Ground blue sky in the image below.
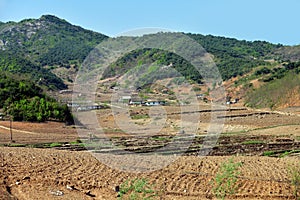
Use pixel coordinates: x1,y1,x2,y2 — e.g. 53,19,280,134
0,0,299,45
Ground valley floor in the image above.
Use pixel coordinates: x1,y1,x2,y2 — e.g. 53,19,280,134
0,106,299,199
0,147,299,200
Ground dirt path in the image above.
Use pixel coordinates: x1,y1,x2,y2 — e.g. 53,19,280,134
0,125,39,135
0,121,78,144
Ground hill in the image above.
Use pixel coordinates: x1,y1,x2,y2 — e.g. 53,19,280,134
102,34,282,82
0,15,108,66
272,45,300,62
0,51,66,90
0,15,108,86
187,34,282,79
0,14,299,110
244,62,300,109
0,15,283,83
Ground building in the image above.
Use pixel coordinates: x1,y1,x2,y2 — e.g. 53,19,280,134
129,98,143,106
144,100,166,106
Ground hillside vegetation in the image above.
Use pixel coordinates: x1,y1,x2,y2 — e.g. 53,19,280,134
0,15,108,66
187,34,282,80
103,34,282,82
0,14,299,115
0,51,66,90
272,45,300,62
0,72,72,122
245,62,300,109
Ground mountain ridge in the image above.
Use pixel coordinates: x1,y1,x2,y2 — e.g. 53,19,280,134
0,14,299,110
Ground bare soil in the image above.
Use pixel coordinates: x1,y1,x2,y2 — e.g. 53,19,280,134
0,147,299,200
0,106,299,199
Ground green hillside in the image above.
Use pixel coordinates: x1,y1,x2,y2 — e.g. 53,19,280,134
0,52,66,90
0,15,108,66
187,34,282,79
0,14,299,112
102,33,282,82
244,61,300,109
0,72,72,122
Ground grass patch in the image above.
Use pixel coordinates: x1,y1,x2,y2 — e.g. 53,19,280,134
242,140,265,145
150,136,170,141
279,150,300,158
288,162,300,200
118,178,157,200
211,158,242,200
263,151,275,156
6,143,26,147
70,139,82,145
83,142,112,149
49,142,63,148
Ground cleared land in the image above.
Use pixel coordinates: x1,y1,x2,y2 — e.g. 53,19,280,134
0,105,299,199
0,147,299,199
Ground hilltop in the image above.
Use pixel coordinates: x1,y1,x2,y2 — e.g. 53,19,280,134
0,15,107,66
0,15,108,86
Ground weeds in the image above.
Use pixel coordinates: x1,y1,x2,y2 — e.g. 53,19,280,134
131,114,150,120
242,140,265,145
280,150,300,158
70,139,82,145
263,151,275,156
211,158,242,200
118,178,157,200
49,142,63,148
288,162,300,200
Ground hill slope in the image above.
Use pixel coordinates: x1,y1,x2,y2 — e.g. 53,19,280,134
0,15,299,110
0,15,108,66
0,51,66,90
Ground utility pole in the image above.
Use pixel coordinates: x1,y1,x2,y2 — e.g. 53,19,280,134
7,104,13,143
10,116,13,142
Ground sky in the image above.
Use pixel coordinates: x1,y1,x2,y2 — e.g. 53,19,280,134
0,0,299,45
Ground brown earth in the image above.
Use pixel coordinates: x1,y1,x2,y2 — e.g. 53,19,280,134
0,106,299,199
0,121,78,144
0,147,299,200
